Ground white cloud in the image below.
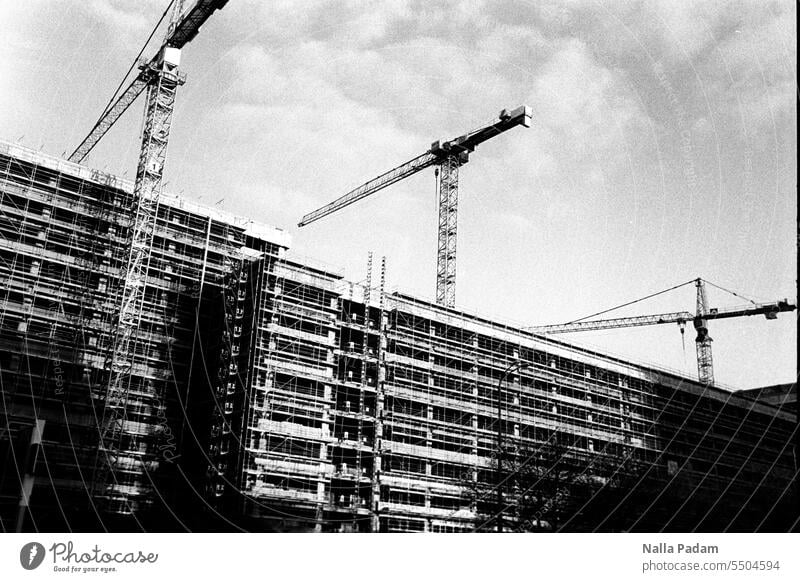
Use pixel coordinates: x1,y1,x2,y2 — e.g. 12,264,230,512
82,0,167,36
0,0,794,386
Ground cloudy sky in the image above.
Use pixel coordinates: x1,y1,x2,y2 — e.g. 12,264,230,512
1,0,796,389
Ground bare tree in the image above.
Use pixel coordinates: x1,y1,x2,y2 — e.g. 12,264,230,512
462,436,647,532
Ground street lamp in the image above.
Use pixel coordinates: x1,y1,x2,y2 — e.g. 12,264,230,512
496,360,531,532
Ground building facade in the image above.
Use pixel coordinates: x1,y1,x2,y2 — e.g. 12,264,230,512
0,141,288,530
0,142,796,532
215,260,798,532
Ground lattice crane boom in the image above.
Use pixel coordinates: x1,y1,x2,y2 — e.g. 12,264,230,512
69,79,149,164
527,280,795,386
298,105,531,308
527,300,795,334
298,153,438,227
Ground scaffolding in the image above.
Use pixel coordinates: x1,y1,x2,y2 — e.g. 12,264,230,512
0,146,124,527
1,142,796,532
0,141,292,530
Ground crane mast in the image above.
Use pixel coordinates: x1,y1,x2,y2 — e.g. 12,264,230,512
436,156,459,306
299,105,531,308
95,47,185,514
694,278,714,385
79,0,228,514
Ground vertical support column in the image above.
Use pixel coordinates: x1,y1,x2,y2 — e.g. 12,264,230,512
436,156,459,308
693,278,714,386
371,256,387,532
96,48,185,514
352,252,373,527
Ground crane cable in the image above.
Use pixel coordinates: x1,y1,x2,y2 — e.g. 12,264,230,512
97,0,178,120
702,278,759,306
680,321,686,366
562,278,697,325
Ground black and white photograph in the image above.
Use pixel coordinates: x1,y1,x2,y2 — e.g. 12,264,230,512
0,0,796,580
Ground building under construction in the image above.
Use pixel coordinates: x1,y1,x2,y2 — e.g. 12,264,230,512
1,141,797,533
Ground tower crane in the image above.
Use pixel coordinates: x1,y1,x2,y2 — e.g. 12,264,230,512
526,279,796,386
298,105,532,308
68,0,229,163
68,0,229,513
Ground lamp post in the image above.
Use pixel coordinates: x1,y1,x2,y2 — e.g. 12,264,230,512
496,361,530,532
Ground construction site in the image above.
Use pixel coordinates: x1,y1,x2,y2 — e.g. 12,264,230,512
0,1,797,533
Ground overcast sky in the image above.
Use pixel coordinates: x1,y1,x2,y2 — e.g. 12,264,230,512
1,0,796,389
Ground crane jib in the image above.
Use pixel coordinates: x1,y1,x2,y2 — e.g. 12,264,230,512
297,105,531,227
527,300,796,334
298,153,437,226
